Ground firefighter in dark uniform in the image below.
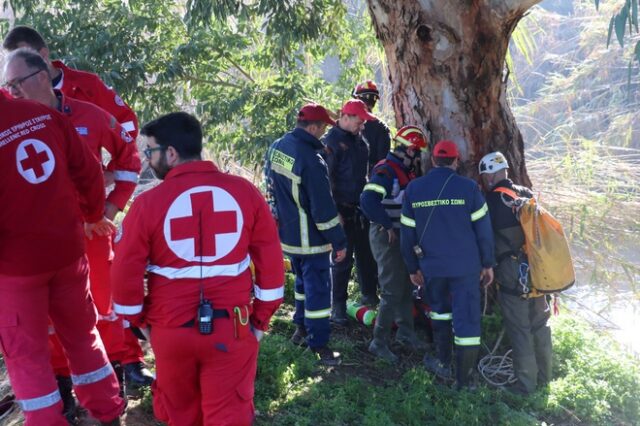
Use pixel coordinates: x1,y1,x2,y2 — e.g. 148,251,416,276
360,126,429,363
265,103,347,365
351,80,391,172
400,140,494,389
323,99,380,322
479,151,552,395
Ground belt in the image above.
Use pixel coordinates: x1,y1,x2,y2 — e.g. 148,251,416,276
180,309,229,328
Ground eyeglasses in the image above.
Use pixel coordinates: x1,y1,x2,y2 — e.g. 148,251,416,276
143,146,165,159
2,69,43,91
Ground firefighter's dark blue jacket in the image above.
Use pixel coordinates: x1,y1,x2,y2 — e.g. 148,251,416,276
322,125,369,206
265,127,346,257
400,167,495,277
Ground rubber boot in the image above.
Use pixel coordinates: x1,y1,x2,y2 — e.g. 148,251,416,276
455,347,479,391
56,375,78,425
290,324,308,346
369,325,398,363
432,321,453,366
330,302,348,326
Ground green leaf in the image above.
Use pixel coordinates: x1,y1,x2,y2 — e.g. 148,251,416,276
632,0,639,32
595,0,600,11
635,40,640,65
615,10,627,47
607,16,615,48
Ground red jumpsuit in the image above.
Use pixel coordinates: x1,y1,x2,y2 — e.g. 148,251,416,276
52,60,139,138
0,97,124,425
49,92,141,375
112,161,284,425
51,59,146,364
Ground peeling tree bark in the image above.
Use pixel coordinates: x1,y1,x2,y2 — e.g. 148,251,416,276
367,0,541,185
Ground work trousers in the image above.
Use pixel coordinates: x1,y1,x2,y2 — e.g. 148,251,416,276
151,316,258,426
498,292,552,393
50,234,132,374
291,254,332,349
0,256,124,425
331,205,379,306
369,226,415,342
425,274,482,364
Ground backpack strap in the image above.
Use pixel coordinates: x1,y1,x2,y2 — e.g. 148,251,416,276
380,159,410,187
493,187,518,199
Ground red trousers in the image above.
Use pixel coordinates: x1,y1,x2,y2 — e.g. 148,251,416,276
151,316,258,426
50,235,143,374
0,256,125,425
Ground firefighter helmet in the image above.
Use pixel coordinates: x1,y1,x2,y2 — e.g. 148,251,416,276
352,80,380,102
394,126,428,151
479,151,509,174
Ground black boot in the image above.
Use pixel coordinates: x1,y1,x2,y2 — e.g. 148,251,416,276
123,361,154,387
455,347,479,391
56,375,78,425
111,362,128,405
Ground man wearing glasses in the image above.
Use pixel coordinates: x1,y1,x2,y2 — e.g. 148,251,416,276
0,79,125,426
3,24,153,391
3,48,141,422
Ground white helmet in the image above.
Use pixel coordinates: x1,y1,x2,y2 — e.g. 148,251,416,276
479,151,509,174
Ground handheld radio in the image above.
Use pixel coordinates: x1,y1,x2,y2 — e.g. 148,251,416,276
196,210,213,335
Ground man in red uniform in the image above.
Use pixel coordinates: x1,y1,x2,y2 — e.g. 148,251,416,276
0,95,124,424
3,25,151,386
112,112,284,425
3,47,141,419
3,25,138,138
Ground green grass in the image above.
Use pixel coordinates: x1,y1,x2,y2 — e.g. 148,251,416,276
251,292,640,426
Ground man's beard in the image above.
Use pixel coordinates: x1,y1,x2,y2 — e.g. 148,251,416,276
150,155,170,180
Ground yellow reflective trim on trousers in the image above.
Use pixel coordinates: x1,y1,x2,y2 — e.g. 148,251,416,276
305,308,331,319
281,243,332,255
454,336,481,346
316,216,340,231
429,311,453,320
471,203,488,221
400,214,416,227
294,291,305,301
363,183,387,197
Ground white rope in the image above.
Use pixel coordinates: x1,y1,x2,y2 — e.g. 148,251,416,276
477,328,518,387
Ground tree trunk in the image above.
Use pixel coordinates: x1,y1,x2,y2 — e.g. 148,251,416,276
366,0,541,186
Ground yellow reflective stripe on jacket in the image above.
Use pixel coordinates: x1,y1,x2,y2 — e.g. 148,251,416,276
281,243,332,255
429,311,453,321
471,203,488,222
363,183,387,197
294,291,306,301
454,336,481,346
400,214,416,228
271,163,301,183
316,216,340,231
305,308,331,319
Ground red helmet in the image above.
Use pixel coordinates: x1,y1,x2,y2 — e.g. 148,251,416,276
394,126,428,151
352,80,380,100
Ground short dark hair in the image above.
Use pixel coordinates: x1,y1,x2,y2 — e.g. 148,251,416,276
3,26,47,51
5,47,50,76
434,156,456,167
141,112,203,160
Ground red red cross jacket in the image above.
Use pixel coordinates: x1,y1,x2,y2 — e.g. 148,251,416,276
58,91,141,210
52,60,139,139
0,97,105,275
112,161,285,331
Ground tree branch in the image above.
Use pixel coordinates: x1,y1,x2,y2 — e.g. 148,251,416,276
183,74,243,89
490,0,543,14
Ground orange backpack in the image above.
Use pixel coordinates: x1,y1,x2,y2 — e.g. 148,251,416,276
494,187,575,294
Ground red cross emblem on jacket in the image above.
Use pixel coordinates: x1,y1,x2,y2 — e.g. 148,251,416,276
164,186,244,262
